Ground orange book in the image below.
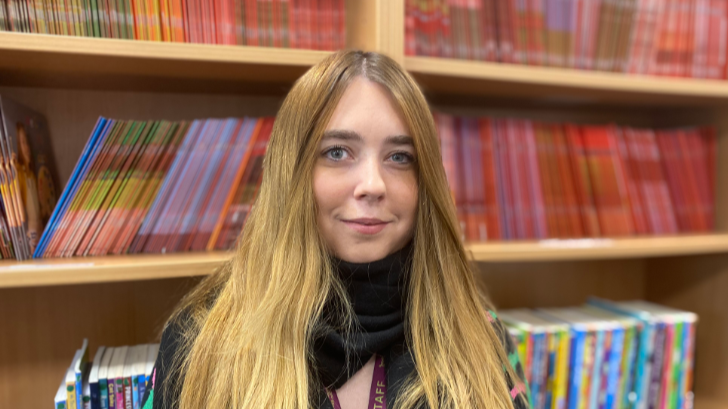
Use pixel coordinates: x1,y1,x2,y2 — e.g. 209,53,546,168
46,121,127,257
615,128,648,235
564,123,601,237
581,125,634,237
72,121,150,257
551,124,584,237
89,122,174,256
533,122,558,238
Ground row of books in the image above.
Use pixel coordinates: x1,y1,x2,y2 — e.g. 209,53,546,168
0,0,345,50
435,113,716,241
501,299,697,409
55,340,159,409
0,96,61,260
34,116,273,258
406,0,728,79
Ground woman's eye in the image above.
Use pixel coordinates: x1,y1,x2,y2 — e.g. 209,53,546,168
324,147,348,161
390,152,414,164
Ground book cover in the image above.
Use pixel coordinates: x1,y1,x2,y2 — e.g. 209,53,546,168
132,345,149,409
551,124,583,237
0,96,60,257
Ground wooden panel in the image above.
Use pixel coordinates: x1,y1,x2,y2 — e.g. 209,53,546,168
406,56,728,107
0,277,201,409
346,0,404,62
644,254,728,403
0,86,283,184
0,32,330,93
474,259,645,309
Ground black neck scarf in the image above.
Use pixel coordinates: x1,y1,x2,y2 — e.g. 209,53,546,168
313,241,413,390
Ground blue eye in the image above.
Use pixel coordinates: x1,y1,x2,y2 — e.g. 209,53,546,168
390,152,414,164
324,146,348,161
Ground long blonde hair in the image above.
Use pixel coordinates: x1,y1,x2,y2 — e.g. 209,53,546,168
168,50,521,409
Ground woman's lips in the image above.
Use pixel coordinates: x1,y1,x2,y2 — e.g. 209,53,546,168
342,219,390,235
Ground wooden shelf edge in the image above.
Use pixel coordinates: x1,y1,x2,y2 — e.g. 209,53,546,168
0,32,332,66
0,252,232,288
468,234,728,262
1,235,727,288
405,56,728,103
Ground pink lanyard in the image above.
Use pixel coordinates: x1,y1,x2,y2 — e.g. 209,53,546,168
325,354,387,409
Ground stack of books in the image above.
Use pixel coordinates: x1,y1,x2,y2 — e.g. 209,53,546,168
34,116,273,258
500,299,697,409
55,340,159,409
435,113,716,241
0,0,346,50
406,0,728,79
0,96,60,260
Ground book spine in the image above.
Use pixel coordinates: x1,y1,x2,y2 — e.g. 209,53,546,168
99,379,109,409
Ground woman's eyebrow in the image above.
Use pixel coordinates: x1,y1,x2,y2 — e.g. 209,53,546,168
385,135,414,146
322,130,363,142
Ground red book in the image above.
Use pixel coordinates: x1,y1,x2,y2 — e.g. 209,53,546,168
495,119,516,238
506,119,530,239
564,123,601,237
655,129,691,231
581,125,633,237
676,129,709,231
686,128,713,230
523,120,548,238
534,122,559,238
633,129,678,234
479,118,502,240
615,128,649,235
552,124,584,237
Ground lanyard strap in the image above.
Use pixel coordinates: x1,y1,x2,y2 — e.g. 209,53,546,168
326,354,387,409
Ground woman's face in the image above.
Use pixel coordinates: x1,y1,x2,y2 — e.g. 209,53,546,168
313,77,418,263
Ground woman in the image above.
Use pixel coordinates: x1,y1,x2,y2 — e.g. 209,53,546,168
141,50,529,409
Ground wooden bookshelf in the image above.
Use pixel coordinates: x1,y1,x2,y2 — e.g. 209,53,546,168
406,56,728,106
0,31,332,93
2,0,728,407
2,234,727,289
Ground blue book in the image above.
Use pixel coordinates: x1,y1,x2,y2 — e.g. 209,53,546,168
88,346,106,409
34,118,111,257
537,308,587,409
587,297,657,409
98,347,114,409
74,340,90,407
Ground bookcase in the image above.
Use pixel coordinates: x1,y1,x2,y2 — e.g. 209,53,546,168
0,0,727,407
